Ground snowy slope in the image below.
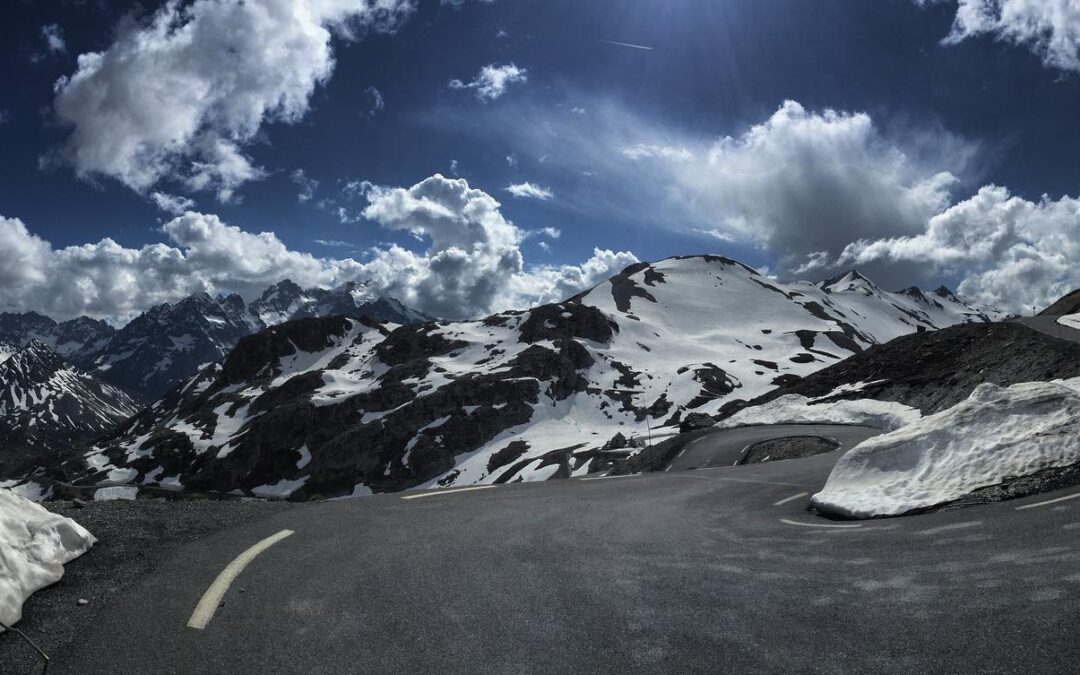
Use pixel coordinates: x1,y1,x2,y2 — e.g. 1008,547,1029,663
0,341,16,365
0,487,96,629
63,256,1001,499
811,379,1080,518
0,341,143,478
89,283,434,399
0,312,114,363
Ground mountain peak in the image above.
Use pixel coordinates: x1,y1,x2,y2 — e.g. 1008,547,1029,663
821,269,874,289
933,285,959,301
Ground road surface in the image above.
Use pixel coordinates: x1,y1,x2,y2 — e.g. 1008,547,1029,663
666,423,881,470
1015,316,1080,344
27,434,1080,674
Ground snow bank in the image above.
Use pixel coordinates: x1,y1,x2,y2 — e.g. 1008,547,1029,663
716,394,920,432
811,381,1080,518
1,488,96,629
1058,313,1080,331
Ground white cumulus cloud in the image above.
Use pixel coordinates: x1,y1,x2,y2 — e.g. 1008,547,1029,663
0,176,636,321
52,0,417,201
924,0,1080,72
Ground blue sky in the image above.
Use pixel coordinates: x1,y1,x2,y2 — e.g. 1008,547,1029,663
2,0,1080,320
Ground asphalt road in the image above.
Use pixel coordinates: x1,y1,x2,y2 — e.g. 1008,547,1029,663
27,429,1080,675
1015,316,1080,344
666,424,881,471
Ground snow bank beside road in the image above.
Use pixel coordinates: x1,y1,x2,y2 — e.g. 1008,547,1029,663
1,488,96,629
1059,313,1080,331
717,393,920,432
811,381,1080,518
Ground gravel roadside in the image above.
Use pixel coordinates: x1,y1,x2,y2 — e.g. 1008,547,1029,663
1,498,293,674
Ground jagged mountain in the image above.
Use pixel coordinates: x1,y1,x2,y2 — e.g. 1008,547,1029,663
0,341,142,478
87,283,434,399
252,279,435,326
64,255,1003,500
0,311,115,362
90,293,260,400
0,340,16,365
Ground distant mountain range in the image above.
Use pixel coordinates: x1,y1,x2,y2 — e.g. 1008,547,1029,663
55,256,1007,500
0,281,434,399
0,340,141,477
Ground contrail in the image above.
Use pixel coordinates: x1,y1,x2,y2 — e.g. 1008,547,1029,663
599,39,654,51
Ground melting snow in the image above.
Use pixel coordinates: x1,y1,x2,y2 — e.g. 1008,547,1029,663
812,379,1080,518
1,488,96,629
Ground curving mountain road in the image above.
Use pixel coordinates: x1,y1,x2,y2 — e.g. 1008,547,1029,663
666,423,881,471
26,435,1080,674
1015,316,1080,344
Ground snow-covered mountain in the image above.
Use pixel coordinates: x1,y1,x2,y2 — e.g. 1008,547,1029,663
0,312,115,362
64,256,1002,499
89,292,260,400
0,340,16,365
86,283,434,399
251,279,435,326
0,341,142,478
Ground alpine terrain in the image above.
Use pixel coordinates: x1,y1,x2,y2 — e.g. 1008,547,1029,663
56,256,1004,499
0,341,142,479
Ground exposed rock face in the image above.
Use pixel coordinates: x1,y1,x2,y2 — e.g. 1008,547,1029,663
0,312,114,362
82,282,434,399
0,341,142,478
1039,289,1080,317
59,256,1006,499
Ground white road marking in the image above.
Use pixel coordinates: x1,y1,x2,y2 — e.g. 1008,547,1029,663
580,474,636,481
773,491,809,507
676,447,688,459
1015,491,1080,510
915,520,982,536
689,473,805,488
400,485,496,500
779,518,863,529
187,529,294,631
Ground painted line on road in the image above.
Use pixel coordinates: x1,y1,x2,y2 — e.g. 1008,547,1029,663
773,492,809,507
401,485,496,500
690,473,806,488
187,529,294,631
914,520,982,536
779,518,863,530
580,474,636,481
1015,491,1080,511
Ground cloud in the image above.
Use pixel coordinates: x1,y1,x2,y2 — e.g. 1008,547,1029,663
0,211,357,321
923,0,1080,72
505,182,554,200
314,239,352,248
448,63,527,102
42,24,66,53
52,0,417,201
150,191,196,215
291,169,319,203
621,143,693,161
837,185,1080,313
0,176,637,322
364,86,385,116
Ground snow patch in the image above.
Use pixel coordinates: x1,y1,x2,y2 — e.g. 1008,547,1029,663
717,394,920,432
94,486,139,501
812,380,1080,518
1,488,96,629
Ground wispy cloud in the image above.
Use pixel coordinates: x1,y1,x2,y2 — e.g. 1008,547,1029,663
505,182,554,200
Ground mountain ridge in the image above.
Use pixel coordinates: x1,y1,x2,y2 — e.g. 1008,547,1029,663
58,255,1006,499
